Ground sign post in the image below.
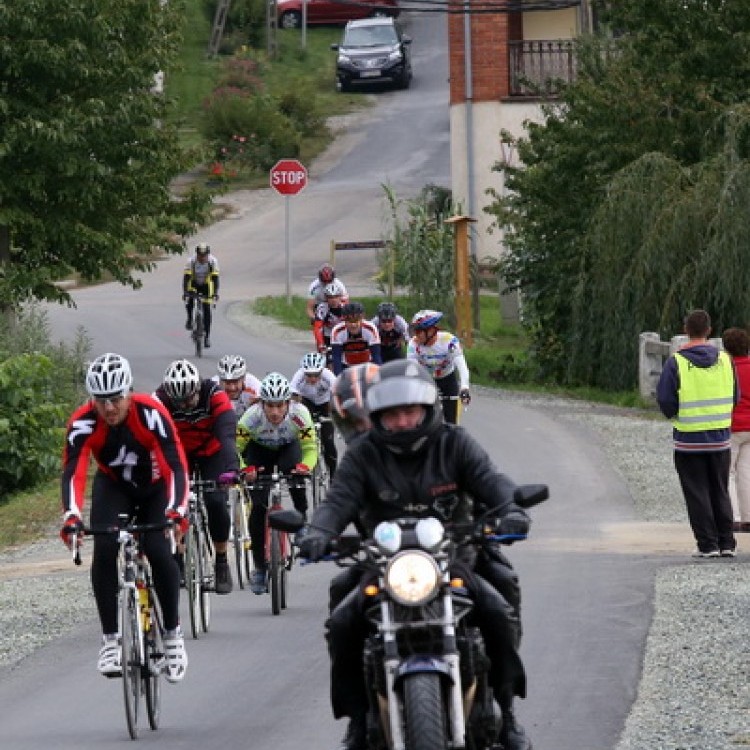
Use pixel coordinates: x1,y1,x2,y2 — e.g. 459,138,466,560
269,159,308,303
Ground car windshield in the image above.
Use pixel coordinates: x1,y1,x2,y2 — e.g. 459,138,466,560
344,26,398,47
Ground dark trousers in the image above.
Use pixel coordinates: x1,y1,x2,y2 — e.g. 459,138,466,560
436,371,460,424
325,565,525,720
303,399,338,479
190,452,231,544
674,449,735,553
90,473,181,633
243,441,307,568
185,282,212,335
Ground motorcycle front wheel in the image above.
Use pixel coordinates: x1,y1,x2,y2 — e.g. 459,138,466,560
403,672,448,750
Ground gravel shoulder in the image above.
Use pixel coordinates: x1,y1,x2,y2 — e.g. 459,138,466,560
1,307,746,749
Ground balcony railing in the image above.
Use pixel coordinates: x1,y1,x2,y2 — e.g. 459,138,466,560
508,39,577,98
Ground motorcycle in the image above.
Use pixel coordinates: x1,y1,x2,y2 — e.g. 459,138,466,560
269,483,548,750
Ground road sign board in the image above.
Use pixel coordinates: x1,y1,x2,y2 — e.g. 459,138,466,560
270,159,308,196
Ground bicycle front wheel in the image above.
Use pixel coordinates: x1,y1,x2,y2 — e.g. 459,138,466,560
230,489,248,589
311,462,328,509
193,311,204,358
120,587,142,739
198,526,213,633
184,525,203,639
269,528,283,616
144,589,164,731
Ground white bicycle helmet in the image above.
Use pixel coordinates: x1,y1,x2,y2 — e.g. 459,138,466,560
323,280,345,298
218,354,247,380
260,372,291,402
85,353,133,398
196,242,210,256
301,352,326,374
163,359,201,401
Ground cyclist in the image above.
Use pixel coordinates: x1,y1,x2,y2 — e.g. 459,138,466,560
236,372,318,595
298,360,532,750
407,309,470,425
213,354,262,418
60,353,189,682
306,262,349,322
154,359,238,594
290,352,338,479
370,301,408,363
330,301,382,376
330,362,381,446
183,242,219,349
312,280,347,359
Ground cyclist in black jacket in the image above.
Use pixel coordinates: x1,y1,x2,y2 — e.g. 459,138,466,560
299,359,532,750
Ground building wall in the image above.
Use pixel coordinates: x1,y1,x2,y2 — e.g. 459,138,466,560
523,7,580,39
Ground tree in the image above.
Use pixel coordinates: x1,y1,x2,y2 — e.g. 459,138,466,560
485,0,750,388
0,0,213,309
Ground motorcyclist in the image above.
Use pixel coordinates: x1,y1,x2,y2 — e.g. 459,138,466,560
299,359,532,750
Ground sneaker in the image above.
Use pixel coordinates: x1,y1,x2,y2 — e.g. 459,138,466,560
721,548,737,558
250,568,267,595
339,713,367,750
215,557,233,594
692,549,720,558
499,709,532,750
97,635,122,678
163,630,188,683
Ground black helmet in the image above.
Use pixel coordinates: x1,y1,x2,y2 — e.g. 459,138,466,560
342,301,364,320
366,360,443,455
331,363,380,444
377,302,397,321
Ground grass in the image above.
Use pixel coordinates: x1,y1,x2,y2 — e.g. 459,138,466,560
0,480,60,549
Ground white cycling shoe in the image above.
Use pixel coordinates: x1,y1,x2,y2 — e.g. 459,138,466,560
163,631,188,683
97,635,122,678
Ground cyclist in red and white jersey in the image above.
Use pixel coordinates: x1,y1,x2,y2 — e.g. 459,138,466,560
330,302,382,376
212,354,261,418
60,353,189,682
305,262,349,321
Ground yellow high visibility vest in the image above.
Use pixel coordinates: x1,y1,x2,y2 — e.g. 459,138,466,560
672,350,734,432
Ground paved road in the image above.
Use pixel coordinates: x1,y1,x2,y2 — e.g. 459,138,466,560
14,12,657,750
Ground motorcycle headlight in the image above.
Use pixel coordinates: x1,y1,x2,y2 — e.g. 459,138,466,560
384,550,440,606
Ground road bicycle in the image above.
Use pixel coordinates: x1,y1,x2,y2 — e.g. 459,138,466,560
73,516,173,740
184,477,215,638
185,290,214,358
245,468,307,615
310,414,331,509
226,481,252,589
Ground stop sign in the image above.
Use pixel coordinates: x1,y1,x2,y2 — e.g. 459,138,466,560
270,159,308,196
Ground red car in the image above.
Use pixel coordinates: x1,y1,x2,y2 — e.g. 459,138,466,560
277,0,400,29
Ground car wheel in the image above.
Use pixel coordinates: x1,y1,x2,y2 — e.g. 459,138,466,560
338,79,351,93
279,11,302,28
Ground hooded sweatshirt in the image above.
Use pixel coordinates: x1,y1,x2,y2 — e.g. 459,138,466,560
656,343,738,451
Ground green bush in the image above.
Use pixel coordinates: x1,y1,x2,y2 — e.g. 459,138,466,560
276,87,326,136
201,89,301,171
0,306,91,498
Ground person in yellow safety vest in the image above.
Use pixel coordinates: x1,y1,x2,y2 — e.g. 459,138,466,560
656,309,739,558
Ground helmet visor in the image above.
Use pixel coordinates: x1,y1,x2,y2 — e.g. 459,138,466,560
367,377,437,413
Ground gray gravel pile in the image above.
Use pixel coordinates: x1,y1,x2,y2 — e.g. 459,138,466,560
1,311,747,749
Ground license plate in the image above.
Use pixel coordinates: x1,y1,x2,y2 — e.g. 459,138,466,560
360,70,381,78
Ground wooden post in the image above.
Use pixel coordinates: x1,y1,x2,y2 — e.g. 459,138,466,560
445,215,476,348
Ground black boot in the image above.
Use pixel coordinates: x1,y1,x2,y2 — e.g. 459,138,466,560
339,713,366,750
499,704,532,750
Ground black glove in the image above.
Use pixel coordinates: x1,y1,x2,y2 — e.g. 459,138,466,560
297,529,332,562
498,509,530,537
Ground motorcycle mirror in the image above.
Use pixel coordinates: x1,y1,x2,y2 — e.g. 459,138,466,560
513,484,549,509
268,509,306,532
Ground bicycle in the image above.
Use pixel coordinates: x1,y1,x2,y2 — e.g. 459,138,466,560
184,477,215,638
244,468,307,615
226,481,252,589
73,515,173,740
185,290,214,358
310,415,331,509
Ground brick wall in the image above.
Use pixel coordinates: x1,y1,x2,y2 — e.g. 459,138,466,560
448,7,520,104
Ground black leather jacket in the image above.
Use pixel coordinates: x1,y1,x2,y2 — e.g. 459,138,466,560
313,424,525,549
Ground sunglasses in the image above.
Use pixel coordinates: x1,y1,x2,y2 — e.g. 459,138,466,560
94,394,127,406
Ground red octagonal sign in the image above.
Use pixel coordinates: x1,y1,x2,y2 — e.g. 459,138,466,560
270,159,308,196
